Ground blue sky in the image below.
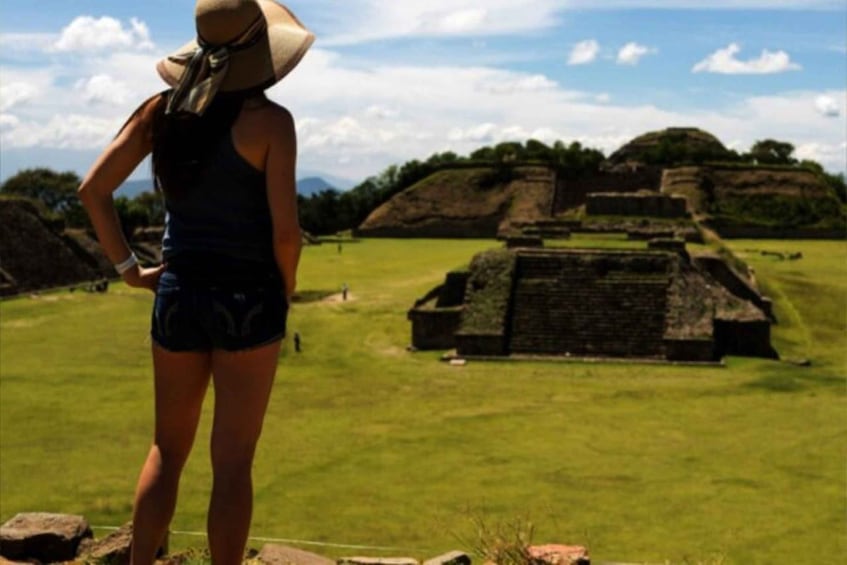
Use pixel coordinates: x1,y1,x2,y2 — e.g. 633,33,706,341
1,0,845,186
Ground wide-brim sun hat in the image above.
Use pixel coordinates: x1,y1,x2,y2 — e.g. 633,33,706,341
157,0,314,115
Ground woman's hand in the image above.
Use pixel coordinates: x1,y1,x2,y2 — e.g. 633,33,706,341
123,264,167,293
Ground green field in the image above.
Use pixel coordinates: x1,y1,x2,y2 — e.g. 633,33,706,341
1,236,845,564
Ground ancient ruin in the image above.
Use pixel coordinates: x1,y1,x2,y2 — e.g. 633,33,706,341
585,191,688,219
408,241,776,362
357,127,844,240
0,198,112,296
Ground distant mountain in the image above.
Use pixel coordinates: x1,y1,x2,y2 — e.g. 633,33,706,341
297,170,357,191
297,176,336,195
116,179,155,199
116,172,356,200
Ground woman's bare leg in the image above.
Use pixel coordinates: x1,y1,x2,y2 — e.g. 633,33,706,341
131,344,211,565
207,340,281,565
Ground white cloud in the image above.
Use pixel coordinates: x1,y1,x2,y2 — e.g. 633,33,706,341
320,0,561,44
264,47,847,179
448,123,497,143
274,47,847,178
0,82,38,112
617,42,655,65
0,114,21,131
795,141,847,166
427,9,488,34
129,18,155,49
301,116,398,150
75,74,131,105
3,13,845,185
364,105,399,119
482,74,558,94
568,40,600,65
0,33,56,53
0,51,163,158
815,95,840,117
564,0,842,8
692,43,801,74
314,0,843,47
710,90,847,171
1,113,122,149
52,16,155,52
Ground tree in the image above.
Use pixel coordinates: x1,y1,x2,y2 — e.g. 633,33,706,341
133,191,166,225
493,142,522,163
524,139,552,162
748,139,797,165
826,172,847,203
470,146,496,161
802,162,847,203
113,196,149,239
1,168,82,216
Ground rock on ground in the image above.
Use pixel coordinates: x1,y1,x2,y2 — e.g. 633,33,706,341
256,543,335,565
0,512,92,563
78,522,165,565
337,558,419,565
422,550,471,565
527,544,589,565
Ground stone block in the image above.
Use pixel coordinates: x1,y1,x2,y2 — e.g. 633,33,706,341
0,512,92,563
422,550,471,565
506,236,543,249
337,558,419,565
79,522,133,565
258,543,335,565
527,544,589,565
77,522,167,565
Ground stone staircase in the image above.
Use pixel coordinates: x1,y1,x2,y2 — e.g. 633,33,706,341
508,251,671,357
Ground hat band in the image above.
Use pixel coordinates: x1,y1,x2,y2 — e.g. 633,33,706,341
165,14,268,116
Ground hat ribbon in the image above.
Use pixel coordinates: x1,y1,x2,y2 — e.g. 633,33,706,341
165,15,268,116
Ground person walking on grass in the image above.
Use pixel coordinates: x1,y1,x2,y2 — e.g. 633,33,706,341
77,1,314,563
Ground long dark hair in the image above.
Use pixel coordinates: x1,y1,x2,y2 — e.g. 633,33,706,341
151,89,249,197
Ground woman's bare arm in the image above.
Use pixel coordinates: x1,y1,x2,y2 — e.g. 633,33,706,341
264,105,301,302
78,95,165,291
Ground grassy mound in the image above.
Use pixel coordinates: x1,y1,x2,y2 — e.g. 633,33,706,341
662,165,846,232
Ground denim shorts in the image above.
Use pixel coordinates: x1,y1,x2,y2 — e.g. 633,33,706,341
151,257,288,352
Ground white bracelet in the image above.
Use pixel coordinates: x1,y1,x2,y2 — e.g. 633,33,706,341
114,253,138,275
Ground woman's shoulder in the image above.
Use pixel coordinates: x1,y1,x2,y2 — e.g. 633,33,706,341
237,97,295,150
242,96,294,129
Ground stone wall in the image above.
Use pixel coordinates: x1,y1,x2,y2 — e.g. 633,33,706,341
454,333,507,356
0,199,102,295
553,168,663,213
354,216,505,239
664,338,715,362
586,192,688,218
455,250,517,356
692,254,772,319
407,246,775,362
408,307,464,350
713,319,778,359
357,167,555,239
702,224,846,240
408,271,470,350
508,250,672,358
436,271,470,307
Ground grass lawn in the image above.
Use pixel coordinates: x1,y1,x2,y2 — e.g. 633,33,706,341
1,236,844,564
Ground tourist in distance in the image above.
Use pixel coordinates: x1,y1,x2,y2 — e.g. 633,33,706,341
77,1,313,563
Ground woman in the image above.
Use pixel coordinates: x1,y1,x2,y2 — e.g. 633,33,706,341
77,1,314,563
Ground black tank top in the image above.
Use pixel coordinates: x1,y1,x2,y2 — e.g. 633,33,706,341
161,132,275,267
